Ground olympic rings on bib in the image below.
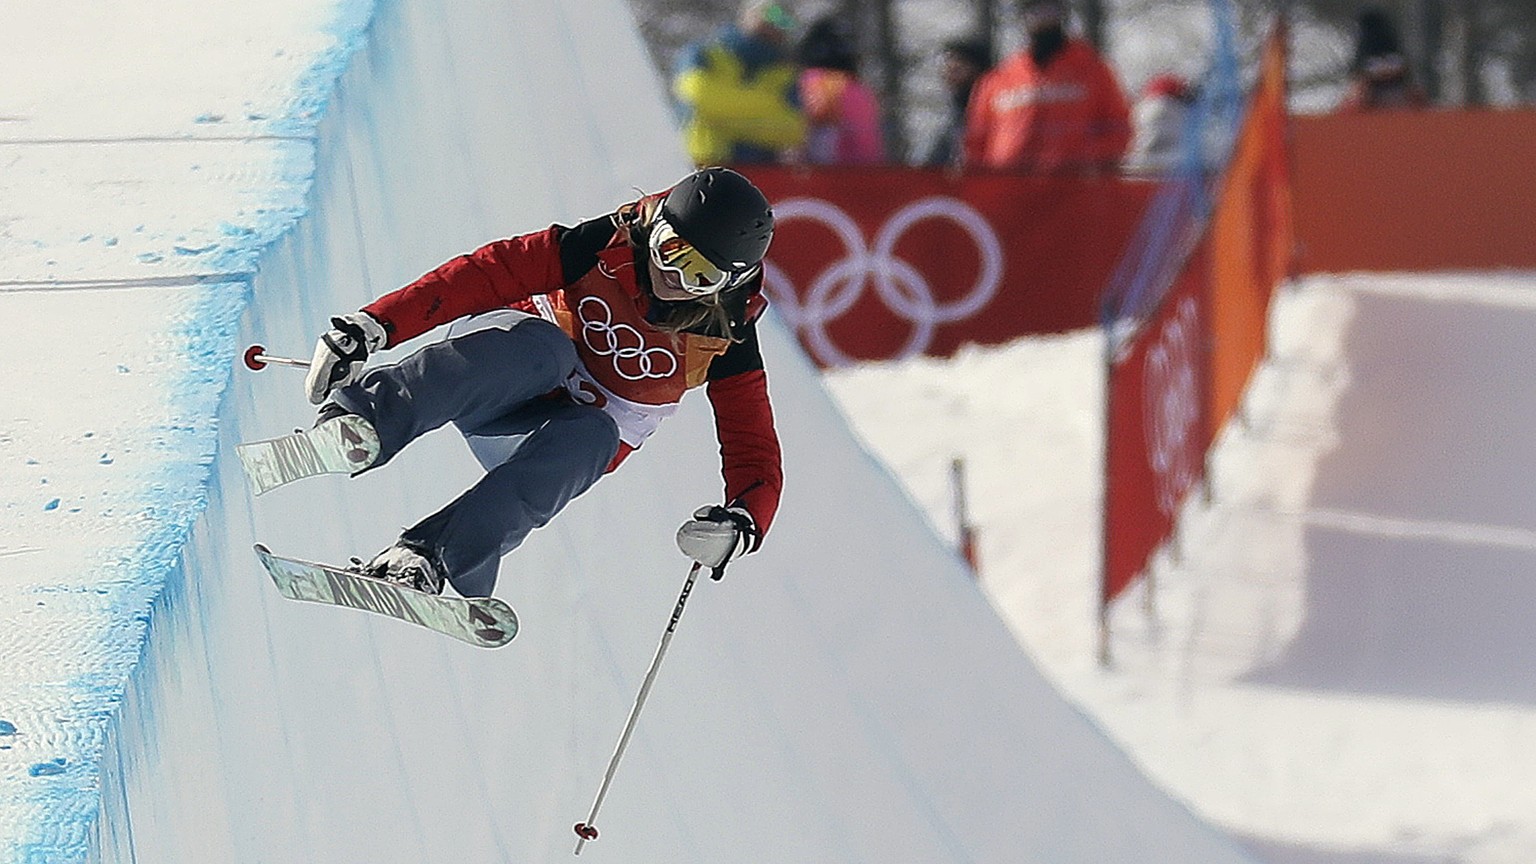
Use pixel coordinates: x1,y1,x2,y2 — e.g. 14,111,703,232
577,296,678,381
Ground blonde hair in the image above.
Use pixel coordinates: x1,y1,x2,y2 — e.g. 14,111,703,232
620,197,742,341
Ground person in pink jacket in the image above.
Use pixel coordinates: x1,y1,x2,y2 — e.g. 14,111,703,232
795,16,886,165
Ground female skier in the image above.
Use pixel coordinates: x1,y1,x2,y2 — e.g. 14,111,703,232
300,167,783,598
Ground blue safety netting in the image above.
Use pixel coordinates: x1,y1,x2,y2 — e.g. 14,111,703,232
1101,0,1248,352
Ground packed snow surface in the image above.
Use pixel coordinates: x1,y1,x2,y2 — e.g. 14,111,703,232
0,0,1263,861
828,272,1536,864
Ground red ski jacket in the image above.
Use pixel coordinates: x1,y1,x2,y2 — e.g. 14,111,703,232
963,39,1131,173
360,195,783,538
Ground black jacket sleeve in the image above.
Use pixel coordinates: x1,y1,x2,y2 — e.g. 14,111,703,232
707,319,766,381
554,215,620,285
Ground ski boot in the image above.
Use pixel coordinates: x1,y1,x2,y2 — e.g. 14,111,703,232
353,541,447,596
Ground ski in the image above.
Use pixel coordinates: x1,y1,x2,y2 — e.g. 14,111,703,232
236,414,380,495
253,544,517,648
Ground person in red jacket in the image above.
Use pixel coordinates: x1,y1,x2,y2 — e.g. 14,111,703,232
300,167,783,598
962,0,1130,173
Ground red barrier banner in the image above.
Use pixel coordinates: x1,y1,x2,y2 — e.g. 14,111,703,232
744,167,1157,366
1294,109,1536,273
1102,241,1211,608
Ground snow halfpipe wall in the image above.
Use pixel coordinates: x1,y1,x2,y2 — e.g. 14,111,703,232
1,0,1260,861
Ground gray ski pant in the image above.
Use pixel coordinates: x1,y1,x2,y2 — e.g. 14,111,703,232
329,312,620,597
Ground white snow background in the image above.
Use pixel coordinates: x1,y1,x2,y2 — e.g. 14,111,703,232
5,0,1528,861
0,0,1266,862
830,272,1536,864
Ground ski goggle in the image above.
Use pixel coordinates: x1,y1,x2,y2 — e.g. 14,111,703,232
647,217,758,296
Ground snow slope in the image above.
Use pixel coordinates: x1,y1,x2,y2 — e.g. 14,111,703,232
0,0,1260,861
829,273,1536,864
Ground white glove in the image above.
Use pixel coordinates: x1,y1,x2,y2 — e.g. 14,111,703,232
304,311,387,405
676,504,758,577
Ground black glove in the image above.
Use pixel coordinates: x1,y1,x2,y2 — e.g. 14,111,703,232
304,311,387,405
675,504,758,578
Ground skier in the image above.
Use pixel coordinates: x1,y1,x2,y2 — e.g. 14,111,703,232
297,167,783,598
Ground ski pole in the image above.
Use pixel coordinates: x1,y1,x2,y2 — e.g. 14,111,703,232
573,561,706,855
242,344,308,371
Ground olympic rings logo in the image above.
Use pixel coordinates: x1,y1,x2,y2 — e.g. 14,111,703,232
762,196,1005,367
1143,296,1201,516
576,296,678,381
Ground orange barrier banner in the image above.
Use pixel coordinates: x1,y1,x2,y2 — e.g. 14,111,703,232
743,166,1156,366
1207,24,1291,437
1293,109,1536,273
1100,23,1292,615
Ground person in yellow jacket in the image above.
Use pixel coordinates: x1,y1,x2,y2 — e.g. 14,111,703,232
673,1,807,165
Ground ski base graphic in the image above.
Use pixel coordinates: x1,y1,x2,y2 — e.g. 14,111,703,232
236,415,380,495
253,544,517,648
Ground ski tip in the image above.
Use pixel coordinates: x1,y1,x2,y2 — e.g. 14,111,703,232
473,600,519,647
253,543,271,555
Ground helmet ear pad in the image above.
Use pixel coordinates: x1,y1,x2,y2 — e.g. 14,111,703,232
660,167,774,273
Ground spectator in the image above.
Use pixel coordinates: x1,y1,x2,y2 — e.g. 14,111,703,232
922,37,993,167
962,0,1131,173
1123,73,1194,175
673,1,808,166
1338,6,1427,111
796,15,886,165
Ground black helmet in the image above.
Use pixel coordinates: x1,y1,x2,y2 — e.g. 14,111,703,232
659,167,774,273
